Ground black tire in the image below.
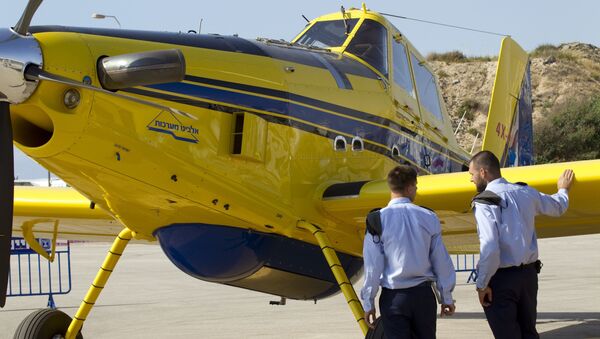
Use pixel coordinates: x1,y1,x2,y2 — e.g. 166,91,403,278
13,308,83,339
365,317,385,339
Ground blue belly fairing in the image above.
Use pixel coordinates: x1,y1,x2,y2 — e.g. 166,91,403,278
154,224,363,300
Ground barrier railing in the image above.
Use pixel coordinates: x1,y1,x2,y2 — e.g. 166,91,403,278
453,254,478,283
7,237,72,308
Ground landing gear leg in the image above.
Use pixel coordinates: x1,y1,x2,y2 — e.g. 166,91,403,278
297,221,368,336
64,228,132,339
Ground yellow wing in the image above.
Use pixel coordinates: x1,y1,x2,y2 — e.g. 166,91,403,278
320,160,600,254
13,186,122,241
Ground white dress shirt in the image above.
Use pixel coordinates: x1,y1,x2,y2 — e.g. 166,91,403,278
360,197,456,311
474,178,569,289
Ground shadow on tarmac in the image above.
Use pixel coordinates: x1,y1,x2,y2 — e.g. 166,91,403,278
1,302,158,313
447,312,600,338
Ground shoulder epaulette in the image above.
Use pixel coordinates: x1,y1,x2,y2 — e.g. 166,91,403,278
418,205,434,213
514,181,528,186
471,190,502,208
365,209,382,237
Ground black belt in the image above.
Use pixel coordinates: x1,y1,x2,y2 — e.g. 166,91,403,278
382,281,432,291
498,262,536,271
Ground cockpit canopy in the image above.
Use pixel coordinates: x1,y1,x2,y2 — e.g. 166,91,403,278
293,8,447,132
296,18,388,77
295,19,359,48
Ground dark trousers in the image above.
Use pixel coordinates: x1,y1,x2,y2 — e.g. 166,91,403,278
379,283,437,339
484,264,539,339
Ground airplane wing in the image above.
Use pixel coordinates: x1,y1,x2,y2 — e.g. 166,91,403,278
13,186,123,241
320,160,600,254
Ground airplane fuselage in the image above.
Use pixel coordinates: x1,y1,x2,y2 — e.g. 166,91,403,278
12,9,470,299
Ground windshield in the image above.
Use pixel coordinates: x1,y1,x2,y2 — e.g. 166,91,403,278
296,19,359,48
345,19,388,77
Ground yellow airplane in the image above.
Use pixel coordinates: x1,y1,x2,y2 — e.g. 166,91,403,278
1,2,599,338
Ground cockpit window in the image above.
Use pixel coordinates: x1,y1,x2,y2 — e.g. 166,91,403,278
411,53,443,121
346,19,389,77
392,40,415,98
296,19,359,48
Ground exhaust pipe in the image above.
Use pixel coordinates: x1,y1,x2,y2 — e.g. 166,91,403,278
97,49,186,90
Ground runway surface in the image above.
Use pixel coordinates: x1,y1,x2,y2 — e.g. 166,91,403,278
1,234,599,338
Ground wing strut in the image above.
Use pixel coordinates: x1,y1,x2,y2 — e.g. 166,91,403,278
297,221,369,335
64,228,132,339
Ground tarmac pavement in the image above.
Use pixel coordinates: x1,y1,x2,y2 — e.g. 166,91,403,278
1,234,599,338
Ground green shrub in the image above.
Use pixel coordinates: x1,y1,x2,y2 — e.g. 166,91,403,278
437,69,449,78
427,50,495,63
534,96,600,163
530,43,578,63
530,44,559,58
457,99,479,121
427,51,467,63
466,55,497,62
467,127,480,136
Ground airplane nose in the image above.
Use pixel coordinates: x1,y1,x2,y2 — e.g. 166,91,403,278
0,28,42,104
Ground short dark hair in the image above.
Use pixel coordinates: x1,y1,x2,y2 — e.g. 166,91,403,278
387,165,417,193
470,151,501,176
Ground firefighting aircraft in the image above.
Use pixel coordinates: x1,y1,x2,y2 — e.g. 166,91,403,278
2,1,600,338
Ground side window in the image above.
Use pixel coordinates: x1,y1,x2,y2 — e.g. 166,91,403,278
346,19,388,77
410,53,443,121
392,40,415,98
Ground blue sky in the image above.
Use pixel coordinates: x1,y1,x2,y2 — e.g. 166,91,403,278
3,0,599,178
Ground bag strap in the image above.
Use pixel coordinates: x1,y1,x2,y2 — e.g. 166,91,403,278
471,190,502,208
365,210,382,237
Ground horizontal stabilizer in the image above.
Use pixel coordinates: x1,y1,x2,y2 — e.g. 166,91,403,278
482,37,533,166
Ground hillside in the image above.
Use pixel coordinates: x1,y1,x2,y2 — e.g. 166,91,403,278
430,43,600,152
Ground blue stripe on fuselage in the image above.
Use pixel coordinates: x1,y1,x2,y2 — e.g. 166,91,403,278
147,82,463,170
182,75,472,165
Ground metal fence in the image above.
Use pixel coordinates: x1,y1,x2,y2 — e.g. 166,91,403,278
7,237,72,308
453,254,478,283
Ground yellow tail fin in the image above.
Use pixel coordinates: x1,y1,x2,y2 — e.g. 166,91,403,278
481,37,533,166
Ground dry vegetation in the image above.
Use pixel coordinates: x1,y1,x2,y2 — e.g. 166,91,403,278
431,42,600,157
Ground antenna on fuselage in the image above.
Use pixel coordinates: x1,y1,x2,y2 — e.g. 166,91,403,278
340,6,349,34
301,14,310,23
199,18,203,34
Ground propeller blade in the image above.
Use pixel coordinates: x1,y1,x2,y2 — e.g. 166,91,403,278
0,101,14,308
14,0,44,36
25,67,197,120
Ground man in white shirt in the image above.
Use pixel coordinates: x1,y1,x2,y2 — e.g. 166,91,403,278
361,165,456,339
468,151,574,339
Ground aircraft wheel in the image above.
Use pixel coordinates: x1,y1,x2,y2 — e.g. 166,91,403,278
13,308,83,339
365,317,385,339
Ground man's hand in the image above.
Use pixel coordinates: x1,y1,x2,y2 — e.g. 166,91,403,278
440,303,455,317
477,287,493,307
365,309,377,329
558,169,575,191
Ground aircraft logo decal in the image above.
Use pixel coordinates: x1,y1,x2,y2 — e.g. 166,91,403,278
147,110,199,143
